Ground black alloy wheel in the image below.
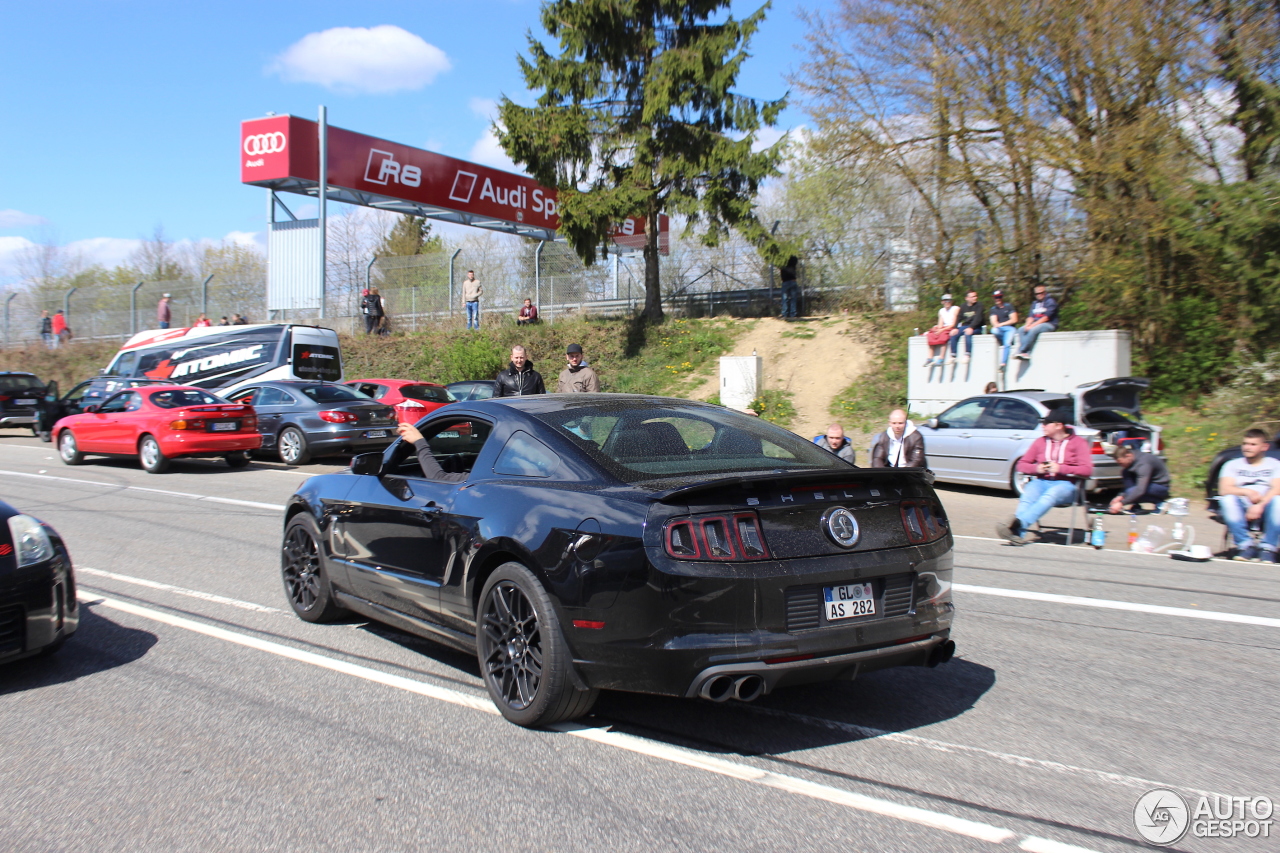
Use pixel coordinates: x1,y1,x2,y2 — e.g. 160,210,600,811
476,563,597,727
281,515,345,622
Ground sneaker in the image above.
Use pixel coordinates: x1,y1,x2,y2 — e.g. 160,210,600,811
998,362,1007,370
923,357,934,367
1015,352,1029,361
943,356,956,365
996,515,1026,545
960,354,970,364
1233,545,1259,562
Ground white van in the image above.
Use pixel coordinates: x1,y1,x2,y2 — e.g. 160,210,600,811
104,324,343,395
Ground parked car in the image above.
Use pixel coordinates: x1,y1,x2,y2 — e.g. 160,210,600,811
53,386,261,473
0,499,78,663
0,372,47,431
280,394,956,727
344,378,456,424
35,377,173,441
916,377,1164,494
225,381,396,465
445,380,498,402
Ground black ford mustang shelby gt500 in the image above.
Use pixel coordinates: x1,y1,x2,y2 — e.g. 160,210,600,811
0,499,78,663
281,395,955,726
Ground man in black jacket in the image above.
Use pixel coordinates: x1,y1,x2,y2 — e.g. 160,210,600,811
494,346,546,397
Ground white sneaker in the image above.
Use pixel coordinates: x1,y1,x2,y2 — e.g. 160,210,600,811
960,354,970,364
943,356,955,365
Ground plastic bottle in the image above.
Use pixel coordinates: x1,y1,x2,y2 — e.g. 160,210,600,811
1172,522,1185,548
1090,513,1106,550
1128,514,1139,550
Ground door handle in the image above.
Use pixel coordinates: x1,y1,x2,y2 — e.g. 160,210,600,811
419,504,443,517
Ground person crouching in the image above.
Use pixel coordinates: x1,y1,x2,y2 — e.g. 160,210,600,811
996,408,1093,545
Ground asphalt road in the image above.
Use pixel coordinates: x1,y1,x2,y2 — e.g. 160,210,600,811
1,434,1276,852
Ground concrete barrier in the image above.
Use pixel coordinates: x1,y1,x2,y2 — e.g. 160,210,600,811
908,329,1131,416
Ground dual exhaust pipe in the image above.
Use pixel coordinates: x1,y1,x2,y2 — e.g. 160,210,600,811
698,673,765,703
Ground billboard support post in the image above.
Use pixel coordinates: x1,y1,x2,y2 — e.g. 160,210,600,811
201,274,213,316
4,292,17,346
64,287,77,322
318,105,328,320
448,248,461,319
534,240,544,313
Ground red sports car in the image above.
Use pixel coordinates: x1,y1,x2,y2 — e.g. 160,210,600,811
52,385,261,473
344,378,456,424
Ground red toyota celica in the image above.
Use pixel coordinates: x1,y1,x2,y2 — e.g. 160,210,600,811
52,385,261,473
343,378,456,424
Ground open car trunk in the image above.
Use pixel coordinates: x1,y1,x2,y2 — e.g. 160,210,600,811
1073,377,1162,454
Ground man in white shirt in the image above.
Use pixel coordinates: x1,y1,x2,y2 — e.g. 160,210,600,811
870,409,926,468
1218,428,1280,562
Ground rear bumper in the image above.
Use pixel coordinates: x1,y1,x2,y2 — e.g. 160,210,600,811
160,433,262,456
305,427,395,457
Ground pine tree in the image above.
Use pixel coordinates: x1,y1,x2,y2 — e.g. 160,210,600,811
498,0,786,322
376,215,441,257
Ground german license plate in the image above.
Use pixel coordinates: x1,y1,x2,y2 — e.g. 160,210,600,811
365,429,388,439
824,583,875,621
211,421,237,431
15,398,35,406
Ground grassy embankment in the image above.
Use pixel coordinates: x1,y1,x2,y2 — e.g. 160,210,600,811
824,310,1258,494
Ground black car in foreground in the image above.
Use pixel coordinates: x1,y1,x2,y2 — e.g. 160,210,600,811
281,395,956,726
225,381,397,465
0,500,78,663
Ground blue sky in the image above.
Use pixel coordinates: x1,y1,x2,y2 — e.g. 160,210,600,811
0,0,822,278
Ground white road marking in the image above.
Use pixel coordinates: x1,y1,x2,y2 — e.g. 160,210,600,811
744,706,1223,799
954,583,1280,629
1020,837,1105,853
79,591,1103,851
0,468,286,512
78,567,282,613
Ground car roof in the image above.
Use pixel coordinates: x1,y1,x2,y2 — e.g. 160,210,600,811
0,371,39,377
349,378,444,387
462,393,734,415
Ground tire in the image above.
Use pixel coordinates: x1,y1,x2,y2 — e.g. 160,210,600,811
225,451,251,469
476,562,598,727
1010,467,1032,496
281,514,345,622
138,435,170,474
57,430,84,465
278,427,310,466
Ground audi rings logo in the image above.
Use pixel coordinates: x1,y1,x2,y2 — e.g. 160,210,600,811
822,507,860,548
243,132,286,156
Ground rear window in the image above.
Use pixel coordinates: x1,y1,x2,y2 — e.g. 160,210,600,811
150,389,229,408
533,403,841,482
0,375,41,392
401,384,455,403
301,384,366,403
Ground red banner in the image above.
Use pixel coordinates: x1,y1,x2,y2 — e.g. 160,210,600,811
241,115,665,246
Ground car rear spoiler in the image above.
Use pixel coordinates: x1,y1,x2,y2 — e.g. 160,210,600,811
650,467,935,504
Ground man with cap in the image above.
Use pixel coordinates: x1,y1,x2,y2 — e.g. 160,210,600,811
557,344,600,393
988,289,1019,369
157,293,172,329
996,408,1093,544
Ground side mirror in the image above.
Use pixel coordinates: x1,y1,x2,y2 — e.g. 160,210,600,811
927,418,939,429
84,404,100,413
351,452,383,476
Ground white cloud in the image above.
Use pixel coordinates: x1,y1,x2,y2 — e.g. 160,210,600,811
0,209,47,229
65,237,143,270
269,26,450,94
0,236,36,278
751,126,793,153
469,97,498,119
468,127,523,173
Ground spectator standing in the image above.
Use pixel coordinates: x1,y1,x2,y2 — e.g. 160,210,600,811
1217,428,1280,562
217,316,231,326
194,313,212,327
870,409,926,468
51,310,69,345
984,382,999,394
1107,446,1172,514
812,423,856,464
557,343,600,392
518,298,539,326
988,289,1019,369
494,346,546,397
1013,283,1058,361
996,408,1093,544
949,290,983,364
463,271,482,330
924,294,959,366
231,313,248,325
38,311,54,350
362,287,386,335
157,293,172,329
779,256,800,319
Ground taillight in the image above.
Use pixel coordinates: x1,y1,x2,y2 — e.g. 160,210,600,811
319,410,358,424
169,418,207,430
0,396,9,402
663,511,770,561
242,416,256,430
1090,441,1105,454
900,499,947,543
1157,436,1165,452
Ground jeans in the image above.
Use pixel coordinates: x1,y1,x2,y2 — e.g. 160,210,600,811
1121,471,1170,509
42,332,55,350
364,315,380,334
1014,478,1078,529
1219,493,1280,552
993,326,1016,364
158,321,170,329
466,301,480,330
949,327,975,355
780,281,799,318
1017,322,1055,355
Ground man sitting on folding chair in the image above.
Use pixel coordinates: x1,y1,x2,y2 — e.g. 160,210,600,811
997,408,1094,545
1218,428,1280,563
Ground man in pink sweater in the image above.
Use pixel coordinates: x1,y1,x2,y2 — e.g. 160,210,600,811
996,408,1094,545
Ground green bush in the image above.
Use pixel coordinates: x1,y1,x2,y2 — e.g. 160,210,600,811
437,336,509,381
750,389,796,427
